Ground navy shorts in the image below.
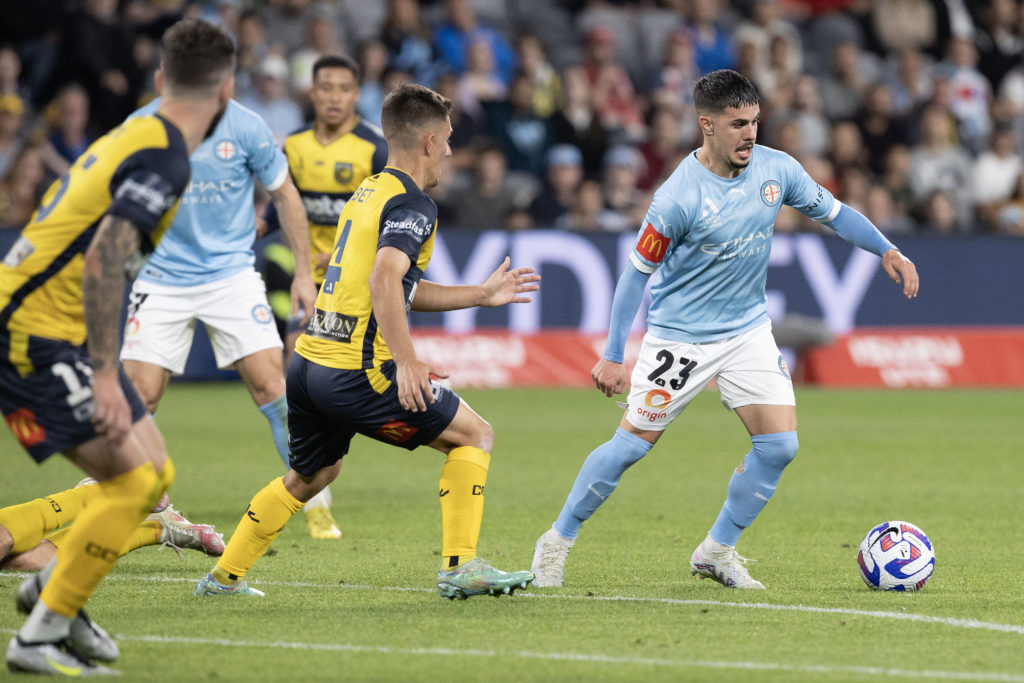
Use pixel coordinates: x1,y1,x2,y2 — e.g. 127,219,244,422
286,355,461,477
0,335,148,463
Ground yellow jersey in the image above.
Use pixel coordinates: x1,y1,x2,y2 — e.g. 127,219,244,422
0,114,189,362
283,119,387,283
295,167,436,371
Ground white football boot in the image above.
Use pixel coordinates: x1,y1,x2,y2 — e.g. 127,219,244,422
531,527,575,587
689,535,766,589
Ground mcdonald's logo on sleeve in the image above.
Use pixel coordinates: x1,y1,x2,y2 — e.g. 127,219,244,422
636,223,670,263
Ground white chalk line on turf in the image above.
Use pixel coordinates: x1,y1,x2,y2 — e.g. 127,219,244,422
63,573,1024,637
1,628,1020,681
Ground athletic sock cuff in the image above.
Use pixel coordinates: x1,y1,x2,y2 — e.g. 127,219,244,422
268,477,305,514
445,446,491,470
613,427,654,454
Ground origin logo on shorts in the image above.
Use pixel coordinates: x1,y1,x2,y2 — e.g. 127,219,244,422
644,389,671,410
307,307,357,343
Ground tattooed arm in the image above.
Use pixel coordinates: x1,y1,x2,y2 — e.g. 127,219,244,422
83,214,142,444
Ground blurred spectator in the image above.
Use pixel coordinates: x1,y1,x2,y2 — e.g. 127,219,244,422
450,141,535,230
434,0,516,85
457,36,507,120
819,41,878,120
918,189,962,235
0,0,64,106
732,0,803,78
649,28,699,112
0,145,46,229
972,0,1022,92
866,0,952,59
886,48,933,118
261,0,332,58
290,14,345,96
234,11,271,103
600,144,646,232
516,34,561,118
61,0,140,132
529,144,583,227
995,172,1024,236
789,75,830,158
0,94,26,179
549,64,609,180
380,0,440,87
637,105,687,191
865,185,916,236
686,0,737,75
581,26,645,141
836,165,870,212
0,46,30,104
880,144,916,218
239,55,304,145
939,36,992,154
355,39,389,125
557,178,606,232
971,124,1022,229
434,69,483,173
909,105,973,227
828,121,868,175
38,85,93,181
855,83,910,175
484,71,552,179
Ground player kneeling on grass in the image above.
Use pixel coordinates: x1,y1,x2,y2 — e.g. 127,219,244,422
531,69,919,591
196,83,540,601
0,478,224,572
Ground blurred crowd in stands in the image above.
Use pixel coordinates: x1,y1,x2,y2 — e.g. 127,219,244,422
2,0,1024,237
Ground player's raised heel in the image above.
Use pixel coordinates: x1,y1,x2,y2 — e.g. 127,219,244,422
16,575,119,662
689,535,766,589
304,506,342,540
6,636,120,677
437,558,534,600
531,527,574,587
194,573,265,597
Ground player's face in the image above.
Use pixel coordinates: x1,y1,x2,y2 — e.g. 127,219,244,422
311,66,359,128
705,103,759,174
424,119,453,188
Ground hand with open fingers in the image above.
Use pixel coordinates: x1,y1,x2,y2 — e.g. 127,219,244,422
592,358,629,397
882,249,919,299
479,256,541,307
395,358,447,412
91,371,132,445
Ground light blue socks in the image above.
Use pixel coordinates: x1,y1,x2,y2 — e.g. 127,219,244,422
554,428,653,540
257,395,290,468
709,431,799,546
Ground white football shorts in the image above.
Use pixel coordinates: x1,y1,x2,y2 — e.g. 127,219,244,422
120,268,283,373
624,322,795,431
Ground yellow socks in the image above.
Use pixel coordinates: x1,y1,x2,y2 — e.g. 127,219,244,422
214,476,303,584
0,482,96,554
39,461,165,617
439,447,490,569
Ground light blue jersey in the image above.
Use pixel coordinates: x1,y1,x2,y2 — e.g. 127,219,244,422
631,145,839,343
128,99,289,286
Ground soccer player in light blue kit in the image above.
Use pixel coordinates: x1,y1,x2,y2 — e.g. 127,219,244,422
117,98,340,536
532,69,920,589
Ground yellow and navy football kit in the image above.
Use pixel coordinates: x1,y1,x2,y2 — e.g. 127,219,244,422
287,167,459,476
0,113,190,461
283,118,387,284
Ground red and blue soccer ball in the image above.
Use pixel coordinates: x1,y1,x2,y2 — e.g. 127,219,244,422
857,521,935,591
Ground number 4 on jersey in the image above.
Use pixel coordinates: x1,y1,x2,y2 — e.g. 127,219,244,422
321,219,351,295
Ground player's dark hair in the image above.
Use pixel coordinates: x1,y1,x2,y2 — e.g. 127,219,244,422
693,69,760,114
313,54,362,83
380,83,452,149
160,19,236,95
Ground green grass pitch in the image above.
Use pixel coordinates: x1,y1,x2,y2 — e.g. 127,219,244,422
2,383,1023,681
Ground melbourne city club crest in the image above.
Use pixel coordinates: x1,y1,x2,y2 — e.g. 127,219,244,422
215,140,236,161
760,180,781,207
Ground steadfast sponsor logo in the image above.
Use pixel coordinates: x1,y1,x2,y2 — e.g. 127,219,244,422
382,213,430,238
847,335,963,387
307,307,357,343
1,234,34,267
116,175,176,214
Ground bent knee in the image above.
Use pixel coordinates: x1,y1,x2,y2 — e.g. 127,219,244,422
752,431,799,468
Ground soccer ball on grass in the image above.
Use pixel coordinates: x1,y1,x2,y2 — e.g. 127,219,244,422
856,520,935,591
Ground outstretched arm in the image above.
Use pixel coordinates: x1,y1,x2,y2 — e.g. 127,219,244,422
410,256,540,312
269,175,317,321
825,203,919,299
83,215,142,444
